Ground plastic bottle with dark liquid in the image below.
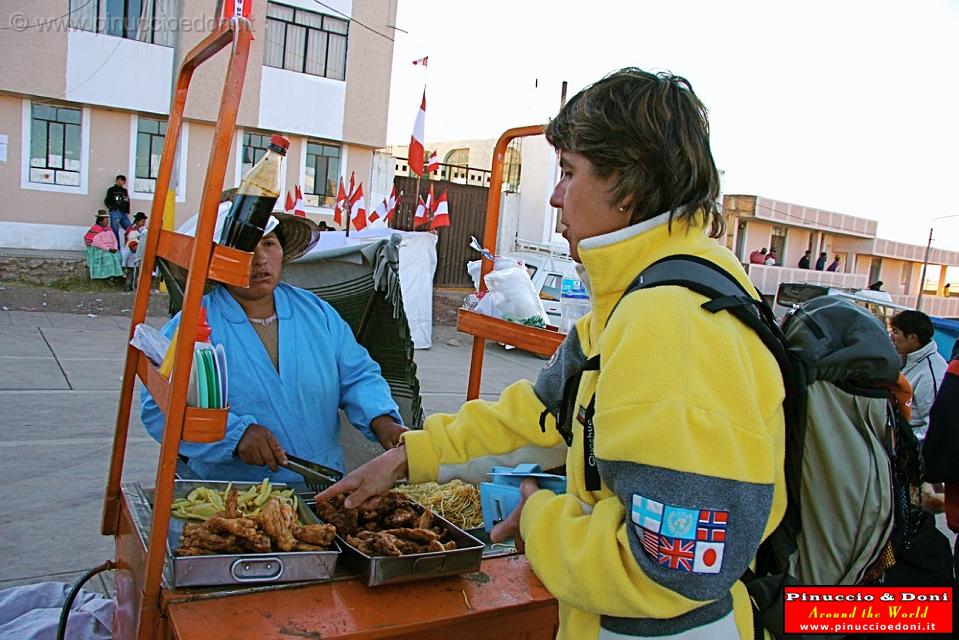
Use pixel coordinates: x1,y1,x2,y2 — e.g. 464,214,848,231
219,134,289,251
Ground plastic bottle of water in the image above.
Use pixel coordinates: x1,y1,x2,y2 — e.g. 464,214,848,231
560,264,590,333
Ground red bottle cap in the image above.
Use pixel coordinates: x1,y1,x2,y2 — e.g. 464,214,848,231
269,134,290,150
196,306,212,343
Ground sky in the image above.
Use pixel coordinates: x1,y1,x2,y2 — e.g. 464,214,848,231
382,0,959,252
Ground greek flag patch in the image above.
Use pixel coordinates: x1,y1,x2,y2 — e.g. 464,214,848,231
631,494,728,574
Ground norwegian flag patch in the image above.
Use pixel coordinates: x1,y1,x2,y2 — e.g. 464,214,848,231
631,494,728,574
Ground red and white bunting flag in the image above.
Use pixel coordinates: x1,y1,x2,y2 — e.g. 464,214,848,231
408,91,426,176
293,185,306,217
426,150,439,174
412,56,428,66
333,177,347,225
349,183,367,231
348,171,357,199
369,197,388,224
413,195,429,227
385,185,398,221
285,189,295,212
429,190,450,229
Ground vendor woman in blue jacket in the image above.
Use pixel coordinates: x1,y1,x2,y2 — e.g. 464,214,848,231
141,211,407,482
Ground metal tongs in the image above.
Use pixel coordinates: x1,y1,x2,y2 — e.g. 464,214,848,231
282,454,343,493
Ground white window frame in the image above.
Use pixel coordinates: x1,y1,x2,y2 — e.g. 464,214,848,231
234,128,288,212
300,139,345,215
128,115,188,203
21,99,91,195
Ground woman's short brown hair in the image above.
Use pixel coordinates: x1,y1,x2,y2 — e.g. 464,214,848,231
545,68,723,238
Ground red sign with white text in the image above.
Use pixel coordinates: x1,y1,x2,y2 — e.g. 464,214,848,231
784,586,952,635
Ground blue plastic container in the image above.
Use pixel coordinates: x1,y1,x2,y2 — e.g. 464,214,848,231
479,463,566,532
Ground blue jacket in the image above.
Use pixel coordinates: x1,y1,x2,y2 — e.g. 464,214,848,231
141,283,402,482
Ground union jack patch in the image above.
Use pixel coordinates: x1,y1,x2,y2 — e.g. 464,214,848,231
632,494,728,574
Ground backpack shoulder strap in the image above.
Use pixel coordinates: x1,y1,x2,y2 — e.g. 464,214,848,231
611,254,792,379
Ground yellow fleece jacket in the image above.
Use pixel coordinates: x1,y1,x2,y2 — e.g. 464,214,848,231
404,213,786,639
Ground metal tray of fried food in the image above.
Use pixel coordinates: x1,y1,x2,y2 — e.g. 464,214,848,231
319,496,485,587
167,480,339,587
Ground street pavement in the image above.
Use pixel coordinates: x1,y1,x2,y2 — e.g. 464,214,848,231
0,309,544,595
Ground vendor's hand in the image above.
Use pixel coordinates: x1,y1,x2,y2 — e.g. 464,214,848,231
236,423,287,472
315,445,408,509
370,415,409,450
921,482,945,514
490,478,539,554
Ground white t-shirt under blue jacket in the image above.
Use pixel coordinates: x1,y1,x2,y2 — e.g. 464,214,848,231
141,283,402,481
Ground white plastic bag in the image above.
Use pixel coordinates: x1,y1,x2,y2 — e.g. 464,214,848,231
484,263,548,328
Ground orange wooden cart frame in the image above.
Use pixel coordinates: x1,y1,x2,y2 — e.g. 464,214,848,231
101,16,255,639
455,125,565,400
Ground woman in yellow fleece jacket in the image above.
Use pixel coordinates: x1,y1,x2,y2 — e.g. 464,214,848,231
318,68,786,639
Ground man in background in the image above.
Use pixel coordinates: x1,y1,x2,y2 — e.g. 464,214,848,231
797,250,811,269
749,247,767,264
826,255,841,272
890,310,948,439
104,175,131,247
815,251,828,270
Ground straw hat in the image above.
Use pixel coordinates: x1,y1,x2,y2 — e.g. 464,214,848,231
268,212,320,262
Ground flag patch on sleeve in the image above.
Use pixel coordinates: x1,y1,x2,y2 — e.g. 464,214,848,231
631,494,728,574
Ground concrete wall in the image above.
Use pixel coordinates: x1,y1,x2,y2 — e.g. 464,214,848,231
0,1,69,100
342,0,395,148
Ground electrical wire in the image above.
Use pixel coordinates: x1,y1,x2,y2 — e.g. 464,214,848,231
312,0,394,42
55,560,115,640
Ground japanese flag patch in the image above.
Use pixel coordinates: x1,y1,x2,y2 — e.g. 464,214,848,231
631,494,728,574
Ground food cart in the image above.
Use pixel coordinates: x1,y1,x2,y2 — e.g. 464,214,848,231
101,10,562,640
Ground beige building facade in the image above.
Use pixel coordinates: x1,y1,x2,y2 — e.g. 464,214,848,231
724,195,959,317
0,0,396,250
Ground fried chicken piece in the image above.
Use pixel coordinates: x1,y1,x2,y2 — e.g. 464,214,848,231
444,540,457,551
384,508,417,528
206,516,259,542
394,539,428,554
363,521,380,531
223,486,240,518
347,531,401,557
366,532,401,557
254,497,296,552
315,496,360,536
293,541,327,552
427,540,445,553
181,528,243,553
383,527,439,544
416,508,434,530
242,532,272,553
293,523,336,547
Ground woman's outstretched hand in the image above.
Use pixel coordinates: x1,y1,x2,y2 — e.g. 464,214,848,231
315,445,409,508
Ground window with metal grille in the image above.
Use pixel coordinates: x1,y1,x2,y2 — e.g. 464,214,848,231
69,0,176,46
264,2,349,80
29,104,82,187
134,116,167,193
443,148,469,184
304,141,340,206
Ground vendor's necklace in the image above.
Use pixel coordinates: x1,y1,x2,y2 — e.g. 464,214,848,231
248,313,277,326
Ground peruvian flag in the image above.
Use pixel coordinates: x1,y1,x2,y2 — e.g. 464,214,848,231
413,195,429,227
426,150,439,174
408,91,426,176
385,185,398,221
349,183,367,231
284,189,295,212
333,177,347,226
369,197,388,224
412,56,428,66
293,185,306,217
425,183,434,213
429,190,450,229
